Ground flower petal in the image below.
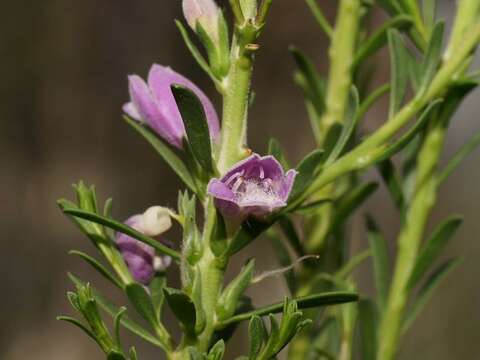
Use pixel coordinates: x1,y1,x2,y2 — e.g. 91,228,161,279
148,64,220,141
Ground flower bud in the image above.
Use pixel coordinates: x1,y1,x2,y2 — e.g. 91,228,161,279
182,0,221,41
115,207,174,284
142,206,172,237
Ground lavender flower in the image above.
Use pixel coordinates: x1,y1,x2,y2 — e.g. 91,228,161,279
182,0,221,41
207,154,298,219
123,64,220,149
116,206,173,284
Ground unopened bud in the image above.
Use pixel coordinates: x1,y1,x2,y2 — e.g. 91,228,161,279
182,0,220,41
142,206,172,236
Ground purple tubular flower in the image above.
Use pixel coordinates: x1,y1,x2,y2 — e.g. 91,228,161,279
207,154,298,219
116,207,173,284
123,64,220,149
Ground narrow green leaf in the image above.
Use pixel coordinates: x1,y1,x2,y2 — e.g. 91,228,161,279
408,216,463,290
417,21,444,96
438,130,480,184
326,87,360,163
68,274,163,348
129,347,138,360
114,307,127,347
208,339,225,360
267,138,290,169
171,85,214,175
175,20,220,86
227,218,273,256
124,115,196,192
69,250,123,290
107,351,126,360
126,283,159,329
330,182,379,233
305,0,333,38
366,215,389,311
278,217,304,256
216,291,358,328
248,315,266,359
289,149,325,201
377,159,405,213
404,258,461,332
358,300,378,360
422,0,437,32
258,315,280,359
353,15,413,70
293,198,333,215
62,208,181,260
163,287,197,334
217,259,256,320
378,99,443,162
357,83,391,122
150,275,166,321
388,29,409,119
335,250,371,280
290,46,326,124
57,316,97,343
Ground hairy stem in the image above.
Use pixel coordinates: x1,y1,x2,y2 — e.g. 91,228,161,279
377,115,446,360
217,30,257,173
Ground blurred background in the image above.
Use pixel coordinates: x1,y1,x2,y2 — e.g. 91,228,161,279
1,0,479,359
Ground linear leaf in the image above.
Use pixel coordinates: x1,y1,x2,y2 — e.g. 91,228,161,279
124,116,196,191
175,20,220,86
68,274,163,347
69,250,123,290
57,316,97,343
62,209,181,260
353,15,413,70
305,0,333,37
289,149,325,201
216,291,358,328
388,29,409,119
438,130,480,184
330,182,379,234
408,215,463,290
378,99,443,162
172,85,214,175
358,300,378,360
403,258,461,332
417,21,444,96
366,215,390,311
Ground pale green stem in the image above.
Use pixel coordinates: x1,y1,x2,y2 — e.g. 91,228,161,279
290,2,362,359
305,0,362,252
444,0,480,62
377,118,445,360
217,31,256,173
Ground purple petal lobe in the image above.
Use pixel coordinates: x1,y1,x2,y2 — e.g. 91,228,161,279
208,153,298,220
123,64,220,149
115,213,172,285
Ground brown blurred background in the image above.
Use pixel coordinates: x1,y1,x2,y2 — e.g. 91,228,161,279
1,1,479,359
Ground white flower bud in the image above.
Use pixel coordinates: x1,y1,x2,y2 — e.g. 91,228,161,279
182,0,220,41
141,206,172,237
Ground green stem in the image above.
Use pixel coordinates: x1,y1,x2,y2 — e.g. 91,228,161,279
377,117,445,360
305,0,362,253
318,0,361,139
217,30,256,173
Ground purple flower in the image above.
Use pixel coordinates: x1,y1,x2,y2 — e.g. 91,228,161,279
123,64,220,149
116,207,173,284
207,154,298,219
